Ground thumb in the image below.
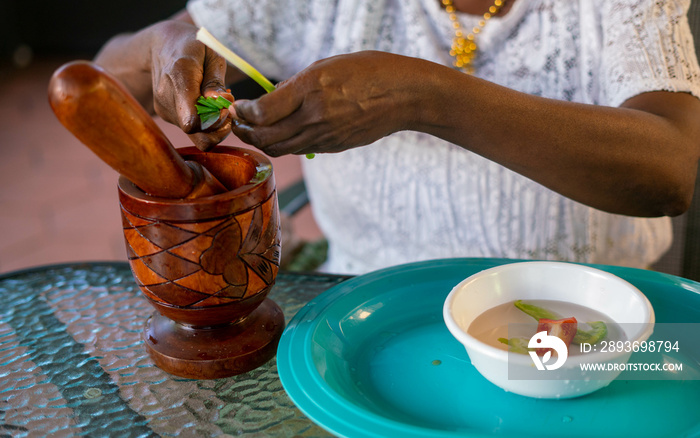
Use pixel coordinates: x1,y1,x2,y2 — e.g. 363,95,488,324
201,47,229,96
234,80,301,126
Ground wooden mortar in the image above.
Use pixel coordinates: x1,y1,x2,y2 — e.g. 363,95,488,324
49,61,284,379
119,146,284,379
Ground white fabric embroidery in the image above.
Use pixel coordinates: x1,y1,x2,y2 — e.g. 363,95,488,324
189,0,700,274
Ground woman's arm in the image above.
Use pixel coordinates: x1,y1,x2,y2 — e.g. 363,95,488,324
421,62,700,218
231,51,700,217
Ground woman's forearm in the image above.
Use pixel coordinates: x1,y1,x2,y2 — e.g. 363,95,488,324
228,51,699,217
414,61,700,217
94,30,156,112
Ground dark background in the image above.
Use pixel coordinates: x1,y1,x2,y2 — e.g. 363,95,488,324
0,0,188,61
0,0,268,97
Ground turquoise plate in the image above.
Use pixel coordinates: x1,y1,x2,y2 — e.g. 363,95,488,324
277,258,700,437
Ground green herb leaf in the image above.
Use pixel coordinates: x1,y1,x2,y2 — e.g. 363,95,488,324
196,105,216,115
514,300,608,345
572,321,608,345
197,96,220,109
498,337,531,354
514,300,561,321
197,98,213,108
197,95,233,129
215,95,233,108
200,111,221,130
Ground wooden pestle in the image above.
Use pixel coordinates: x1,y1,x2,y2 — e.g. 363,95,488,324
48,61,228,199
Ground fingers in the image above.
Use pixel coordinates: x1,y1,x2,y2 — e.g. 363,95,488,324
234,79,302,125
201,46,229,97
190,88,234,151
200,74,235,134
230,79,308,154
189,116,233,151
151,24,232,147
188,49,232,147
232,115,325,157
169,57,211,133
232,102,307,154
170,55,229,134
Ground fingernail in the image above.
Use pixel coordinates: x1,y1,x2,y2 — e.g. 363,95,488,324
233,119,252,131
182,115,199,134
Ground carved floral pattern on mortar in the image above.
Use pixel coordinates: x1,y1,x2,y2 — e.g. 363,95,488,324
121,193,280,308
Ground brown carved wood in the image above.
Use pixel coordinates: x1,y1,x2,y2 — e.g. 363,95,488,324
119,146,283,379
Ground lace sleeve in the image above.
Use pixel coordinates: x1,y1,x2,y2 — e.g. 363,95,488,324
600,0,700,107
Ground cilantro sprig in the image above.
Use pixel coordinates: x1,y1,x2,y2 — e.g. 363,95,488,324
196,95,233,130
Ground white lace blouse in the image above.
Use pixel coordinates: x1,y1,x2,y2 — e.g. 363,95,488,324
188,0,700,275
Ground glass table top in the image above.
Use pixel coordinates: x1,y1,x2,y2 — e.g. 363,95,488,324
0,262,349,437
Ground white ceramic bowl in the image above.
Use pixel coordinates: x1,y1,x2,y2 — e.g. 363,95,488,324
443,261,654,399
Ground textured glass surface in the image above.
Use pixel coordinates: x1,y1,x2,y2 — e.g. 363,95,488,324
0,263,348,437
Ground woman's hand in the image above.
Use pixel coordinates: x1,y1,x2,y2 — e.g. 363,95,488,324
232,51,422,156
148,20,234,150
95,16,234,151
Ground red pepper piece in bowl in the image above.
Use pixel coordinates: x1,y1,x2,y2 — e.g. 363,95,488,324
536,317,578,356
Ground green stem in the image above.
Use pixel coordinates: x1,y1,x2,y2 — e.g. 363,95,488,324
196,27,276,93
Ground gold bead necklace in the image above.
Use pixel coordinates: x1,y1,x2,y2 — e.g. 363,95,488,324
442,0,505,74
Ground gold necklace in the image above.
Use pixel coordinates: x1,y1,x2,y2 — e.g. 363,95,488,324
442,0,505,73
